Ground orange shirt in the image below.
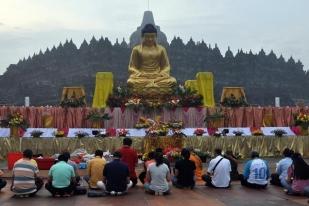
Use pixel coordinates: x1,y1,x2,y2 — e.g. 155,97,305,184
190,154,203,180
87,156,106,188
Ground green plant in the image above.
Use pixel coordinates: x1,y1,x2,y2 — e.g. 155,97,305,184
30,130,43,138
86,110,111,122
271,129,287,137
60,96,86,108
220,94,248,107
75,131,89,138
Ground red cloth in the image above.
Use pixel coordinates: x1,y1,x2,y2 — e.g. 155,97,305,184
118,146,138,178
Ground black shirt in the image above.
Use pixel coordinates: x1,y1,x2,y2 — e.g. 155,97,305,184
103,159,129,192
175,159,196,187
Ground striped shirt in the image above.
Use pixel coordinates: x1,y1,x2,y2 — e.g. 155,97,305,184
12,159,39,194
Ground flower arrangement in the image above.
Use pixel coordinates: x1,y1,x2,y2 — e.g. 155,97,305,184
118,128,129,137
60,96,86,108
134,117,151,129
164,97,181,110
7,112,28,130
145,116,169,137
251,128,264,136
294,113,309,129
75,131,89,138
30,130,43,138
220,94,248,107
168,120,183,129
164,147,182,162
194,128,205,136
53,130,65,138
107,86,131,108
233,130,244,136
193,149,212,163
271,129,287,137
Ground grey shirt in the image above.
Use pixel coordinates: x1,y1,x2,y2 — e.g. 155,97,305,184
148,163,169,192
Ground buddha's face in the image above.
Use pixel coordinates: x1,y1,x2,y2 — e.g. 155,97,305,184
142,33,156,46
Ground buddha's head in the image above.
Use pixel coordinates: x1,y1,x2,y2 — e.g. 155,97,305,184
141,24,157,46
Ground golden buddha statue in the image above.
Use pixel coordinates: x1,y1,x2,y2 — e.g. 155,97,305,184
127,24,177,94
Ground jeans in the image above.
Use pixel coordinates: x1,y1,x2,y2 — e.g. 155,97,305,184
280,178,293,193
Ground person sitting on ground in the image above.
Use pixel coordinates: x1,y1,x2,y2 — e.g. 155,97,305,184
281,152,309,195
144,152,171,195
270,148,293,186
62,152,81,184
45,154,76,197
240,151,270,189
156,148,171,172
139,151,155,184
188,148,203,181
85,150,106,189
173,148,196,189
0,169,7,191
202,148,231,188
97,151,132,196
224,150,240,181
11,149,43,197
118,137,138,187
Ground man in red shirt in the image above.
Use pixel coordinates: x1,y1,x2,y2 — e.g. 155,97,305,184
118,137,138,187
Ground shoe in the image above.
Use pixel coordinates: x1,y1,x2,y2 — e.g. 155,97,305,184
110,191,116,196
116,192,123,196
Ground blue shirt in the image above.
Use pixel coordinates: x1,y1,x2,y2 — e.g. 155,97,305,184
276,157,292,180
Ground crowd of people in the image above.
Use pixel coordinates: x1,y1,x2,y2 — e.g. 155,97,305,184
0,137,309,198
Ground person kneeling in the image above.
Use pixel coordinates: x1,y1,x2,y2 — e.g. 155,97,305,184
240,151,269,189
45,154,76,197
97,151,132,196
202,148,231,188
144,152,171,195
173,148,196,189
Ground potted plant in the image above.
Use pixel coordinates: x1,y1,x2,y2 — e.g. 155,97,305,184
271,129,287,137
194,128,205,136
220,94,248,107
30,130,43,138
233,130,244,136
294,113,309,135
7,112,29,137
251,128,264,136
53,130,65,138
118,128,129,137
75,131,89,138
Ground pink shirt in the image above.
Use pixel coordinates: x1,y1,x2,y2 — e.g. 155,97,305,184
288,166,309,193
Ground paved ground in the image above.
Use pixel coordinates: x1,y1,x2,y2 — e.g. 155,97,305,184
0,158,308,206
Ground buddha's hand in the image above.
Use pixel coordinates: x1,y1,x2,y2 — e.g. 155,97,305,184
159,72,169,78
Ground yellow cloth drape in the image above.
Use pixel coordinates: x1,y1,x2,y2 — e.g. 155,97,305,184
1,136,308,159
184,80,198,92
196,72,215,107
61,87,86,101
92,72,113,108
220,87,246,102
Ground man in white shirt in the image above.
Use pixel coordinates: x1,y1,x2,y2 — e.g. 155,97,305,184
270,148,293,186
240,151,270,189
202,148,231,188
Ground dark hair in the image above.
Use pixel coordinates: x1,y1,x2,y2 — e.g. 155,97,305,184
283,148,292,157
113,151,122,158
23,149,33,159
155,148,163,153
214,148,222,155
251,151,259,159
62,151,70,160
141,24,157,36
155,152,164,167
148,151,155,160
292,153,309,179
95,150,103,157
181,148,190,160
58,154,69,162
123,137,132,146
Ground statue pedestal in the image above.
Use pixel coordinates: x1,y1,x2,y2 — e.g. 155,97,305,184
130,86,173,104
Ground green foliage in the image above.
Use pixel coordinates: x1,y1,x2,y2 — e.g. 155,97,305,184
221,94,248,107
60,96,86,108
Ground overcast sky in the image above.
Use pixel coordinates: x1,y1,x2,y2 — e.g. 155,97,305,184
0,0,308,74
